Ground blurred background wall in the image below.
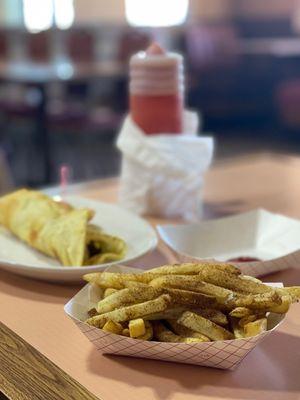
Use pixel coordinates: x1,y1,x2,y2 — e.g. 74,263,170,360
0,0,300,191
74,0,126,23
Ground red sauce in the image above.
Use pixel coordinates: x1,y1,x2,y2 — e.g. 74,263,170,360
129,43,184,134
130,94,183,134
227,257,261,263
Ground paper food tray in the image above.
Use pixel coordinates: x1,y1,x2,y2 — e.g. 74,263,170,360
64,266,284,370
157,209,300,277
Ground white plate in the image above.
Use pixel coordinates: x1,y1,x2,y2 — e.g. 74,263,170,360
0,195,157,282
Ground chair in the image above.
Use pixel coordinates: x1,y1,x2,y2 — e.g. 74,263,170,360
66,29,96,63
117,28,152,65
0,148,14,194
27,31,51,62
0,29,8,59
185,24,238,72
112,28,151,111
184,24,252,128
276,79,300,128
0,30,52,117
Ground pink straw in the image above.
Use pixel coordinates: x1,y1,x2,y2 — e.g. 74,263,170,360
60,164,70,198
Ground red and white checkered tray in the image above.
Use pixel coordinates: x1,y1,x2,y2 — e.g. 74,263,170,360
64,267,284,370
157,209,300,277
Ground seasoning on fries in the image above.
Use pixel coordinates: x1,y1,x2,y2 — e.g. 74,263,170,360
83,263,300,343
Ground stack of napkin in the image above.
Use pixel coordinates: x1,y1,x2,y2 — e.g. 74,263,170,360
117,111,213,221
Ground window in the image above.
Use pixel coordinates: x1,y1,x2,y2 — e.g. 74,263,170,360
125,0,189,27
54,0,74,30
23,0,53,32
23,0,74,32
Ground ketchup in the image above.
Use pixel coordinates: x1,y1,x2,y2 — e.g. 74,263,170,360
129,43,184,135
227,257,261,263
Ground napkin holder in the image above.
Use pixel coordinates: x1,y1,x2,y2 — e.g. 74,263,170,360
116,111,214,221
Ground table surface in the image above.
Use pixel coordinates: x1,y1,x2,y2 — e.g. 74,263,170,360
0,153,300,400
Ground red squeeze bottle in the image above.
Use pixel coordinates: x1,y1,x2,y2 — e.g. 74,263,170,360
129,43,184,135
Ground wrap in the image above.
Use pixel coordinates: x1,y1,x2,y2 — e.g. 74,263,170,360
0,189,126,266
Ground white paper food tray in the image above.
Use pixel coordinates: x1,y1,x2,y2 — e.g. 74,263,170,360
64,266,285,370
157,209,300,277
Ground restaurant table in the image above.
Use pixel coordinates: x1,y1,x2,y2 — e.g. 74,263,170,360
0,60,125,185
0,153,300,400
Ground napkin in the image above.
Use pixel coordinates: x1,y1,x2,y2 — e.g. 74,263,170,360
116,111,214,220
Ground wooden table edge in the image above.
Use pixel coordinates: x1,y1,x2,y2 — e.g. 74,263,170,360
0,321,100,400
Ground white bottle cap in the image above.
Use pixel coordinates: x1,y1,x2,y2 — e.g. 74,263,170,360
130,43,184,96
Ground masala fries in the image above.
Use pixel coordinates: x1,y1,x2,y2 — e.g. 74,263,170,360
84,271,161,289
149,275,235,304
129,318,146,338
244,318,267,337
96,285,160,314
148,262,241,276
153,321,206,344
177,311,234,341
84,262,300,343
87,294,171,328
166,319,210,341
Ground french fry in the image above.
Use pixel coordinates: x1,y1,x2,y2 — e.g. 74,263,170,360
229,307,252,318
149,275,235,305
153,321,183,343
230,317,245,339
93,273,290,315
145,307,190,321
167,319,210,341
123,281,152,289
87,308,98,318
146,306,228,323
98,288,134,314
129,318,146,338
199,263,241,277
234,291,283,311
104,288,118,298
269,294,292,314
185,338,206,344
199,266,273,295
136,321,153,341
177,311,234,341
240,275,263,284
122,328,130,337
278,287,300,303
102,320,123,335
195,308,228,326
153,321,206,343
96,285,160,314
86,294,171,328
84,272,160,289
162,288,217,308
244,318,267,337
147,262,240,276
124,281,217,310
126,282,218,309
238,314,261,327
